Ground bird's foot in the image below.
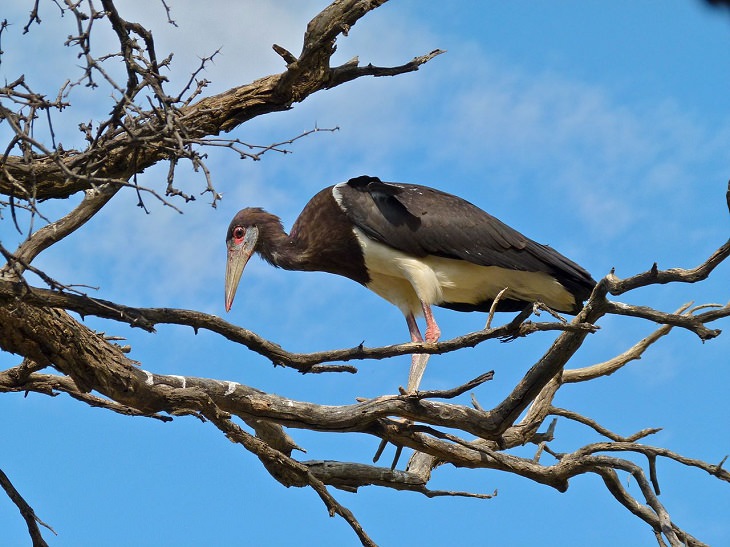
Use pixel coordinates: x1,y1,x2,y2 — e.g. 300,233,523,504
424,323,440,344
533,301,568,322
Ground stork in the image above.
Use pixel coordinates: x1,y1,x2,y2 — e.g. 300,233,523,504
225,175,596,392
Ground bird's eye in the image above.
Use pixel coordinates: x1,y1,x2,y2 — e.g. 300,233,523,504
233,226,245,242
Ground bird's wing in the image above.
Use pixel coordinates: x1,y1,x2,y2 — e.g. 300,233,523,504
336,176,595,292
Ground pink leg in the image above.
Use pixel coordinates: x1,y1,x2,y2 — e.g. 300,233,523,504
374,312,424,466
421,302,441,343
406,312,424,343
406,305,439,393
375,308,438,469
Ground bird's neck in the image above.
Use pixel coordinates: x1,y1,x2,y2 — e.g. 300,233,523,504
255,217,313,271
251,188,369,284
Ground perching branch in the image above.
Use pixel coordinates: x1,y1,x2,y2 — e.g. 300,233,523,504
0,277,598,371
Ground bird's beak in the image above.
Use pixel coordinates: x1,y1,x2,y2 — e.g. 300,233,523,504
224,226,259,312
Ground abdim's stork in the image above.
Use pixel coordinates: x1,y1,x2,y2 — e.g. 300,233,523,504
225,175,596,391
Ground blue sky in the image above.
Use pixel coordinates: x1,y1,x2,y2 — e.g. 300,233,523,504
1,1,729,545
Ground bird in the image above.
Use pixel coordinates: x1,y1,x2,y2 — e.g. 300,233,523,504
225,175,596,391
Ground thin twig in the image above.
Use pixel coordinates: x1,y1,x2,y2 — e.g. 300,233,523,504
0,467,55,546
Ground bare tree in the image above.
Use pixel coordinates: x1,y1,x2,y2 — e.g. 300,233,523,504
1,2,728,546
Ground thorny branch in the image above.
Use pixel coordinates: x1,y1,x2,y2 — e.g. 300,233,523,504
0,1,728,546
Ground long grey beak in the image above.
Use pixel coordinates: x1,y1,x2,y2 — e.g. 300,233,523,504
224,226,259,312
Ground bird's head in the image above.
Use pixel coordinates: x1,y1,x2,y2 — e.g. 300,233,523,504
225,208,262,312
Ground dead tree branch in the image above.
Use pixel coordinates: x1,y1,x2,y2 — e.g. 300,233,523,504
0,1,443,203
0,467,55,547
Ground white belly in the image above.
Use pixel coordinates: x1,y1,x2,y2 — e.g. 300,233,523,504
353,227,575,317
